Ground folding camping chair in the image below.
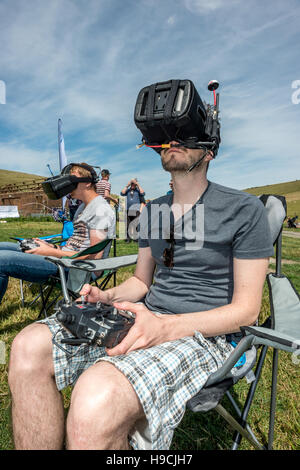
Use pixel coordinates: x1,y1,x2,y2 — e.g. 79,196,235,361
35,238,121,318
186,194,300,450
16,215,74,307
14,234,62,308
43,250,138,315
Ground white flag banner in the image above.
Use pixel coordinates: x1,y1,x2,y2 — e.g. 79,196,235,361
58,118,68,209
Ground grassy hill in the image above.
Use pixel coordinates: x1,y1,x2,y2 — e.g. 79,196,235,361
0,168,45,188
0,169,299,217
244,180,300,217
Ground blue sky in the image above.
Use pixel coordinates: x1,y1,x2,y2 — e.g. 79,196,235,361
0,0,299,198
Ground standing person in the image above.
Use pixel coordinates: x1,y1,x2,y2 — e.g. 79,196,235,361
9,80,273,451
166,179,173,195
96,169,118,206
120,178,145,242
65,194,82,221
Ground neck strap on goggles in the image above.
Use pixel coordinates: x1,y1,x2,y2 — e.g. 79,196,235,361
61,163,99,184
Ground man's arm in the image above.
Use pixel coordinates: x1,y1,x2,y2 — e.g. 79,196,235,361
26,229,108,260
105,191,119,205
106,257,269,356
103,182,118,205
135,181,145,195
80,246,156,304
168,257,269,338
120,180,131,195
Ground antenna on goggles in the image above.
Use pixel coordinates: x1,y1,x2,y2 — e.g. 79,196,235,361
205,80,220,155
185,79,221,173
208,79,219,104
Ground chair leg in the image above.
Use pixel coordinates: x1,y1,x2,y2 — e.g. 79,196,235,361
28,284,50,307
225,391,262,448
268,348,279,450
215,404,265,450
38,281,56,318
19,280,50,309
99,272,114,290
231,345,268,450
20,280,24,307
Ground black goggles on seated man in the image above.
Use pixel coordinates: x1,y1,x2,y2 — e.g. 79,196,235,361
42,163,99,200
134,79,221,156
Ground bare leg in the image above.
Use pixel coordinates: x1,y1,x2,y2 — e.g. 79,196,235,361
8,323,65,449
66,362,145,450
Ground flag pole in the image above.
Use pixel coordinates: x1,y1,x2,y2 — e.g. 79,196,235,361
58,118,68,209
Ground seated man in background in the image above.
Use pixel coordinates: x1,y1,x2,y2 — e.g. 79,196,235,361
8,80,273,450
0,163,115,305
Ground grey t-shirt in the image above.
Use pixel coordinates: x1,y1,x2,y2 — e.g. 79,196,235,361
63,195,116,252
138,181,274,315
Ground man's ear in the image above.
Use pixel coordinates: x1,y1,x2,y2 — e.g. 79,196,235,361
205,150,214,161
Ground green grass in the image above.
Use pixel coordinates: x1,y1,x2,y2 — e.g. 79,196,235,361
244,180,300,218
0,220,60,243
0,168,46,188
0,221,299,450
281,236,300,262
244,179,300,196
171,262,300,451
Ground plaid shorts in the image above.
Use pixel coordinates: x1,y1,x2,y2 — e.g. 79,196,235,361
38,314,233,450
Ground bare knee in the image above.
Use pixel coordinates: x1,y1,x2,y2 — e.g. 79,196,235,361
67,362,143,449
69,363,131,430
8,323,54,388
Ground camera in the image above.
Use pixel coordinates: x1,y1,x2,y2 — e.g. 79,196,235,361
55,300,135,348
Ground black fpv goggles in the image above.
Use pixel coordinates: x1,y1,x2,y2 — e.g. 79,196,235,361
134,79,221,155
42,163,99,200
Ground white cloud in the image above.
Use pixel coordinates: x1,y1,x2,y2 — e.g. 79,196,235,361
184,0,231,13
166,15,176,25
0,142,54,176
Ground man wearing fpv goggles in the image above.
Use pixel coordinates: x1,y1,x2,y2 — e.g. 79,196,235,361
9,80,273,451
42,163,99,201
0,163,115,306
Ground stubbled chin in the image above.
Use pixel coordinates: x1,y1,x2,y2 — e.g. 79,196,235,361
162,155,189,172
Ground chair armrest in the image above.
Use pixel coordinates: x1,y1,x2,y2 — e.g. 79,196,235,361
240,326,300,353
45,254,138,272
66,238,111,258
48,237,69,245
205,335,254,387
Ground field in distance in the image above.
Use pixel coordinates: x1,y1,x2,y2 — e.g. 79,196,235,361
0,168,46,187
244,180,300,218
0,169,299,218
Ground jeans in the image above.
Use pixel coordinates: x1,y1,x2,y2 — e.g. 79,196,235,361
0,242,58,304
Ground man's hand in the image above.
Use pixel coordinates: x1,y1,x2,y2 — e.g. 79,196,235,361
25,239,58,257
105,302,175,356
79,284,110,304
